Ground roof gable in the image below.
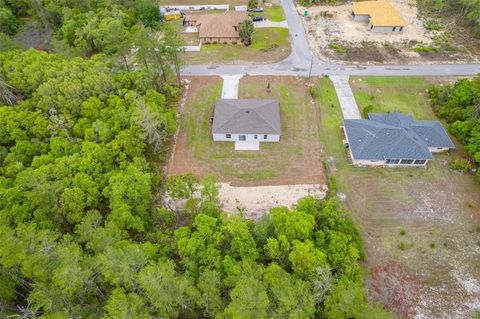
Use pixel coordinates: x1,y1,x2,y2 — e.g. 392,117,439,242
344,112,454,161
352,0,406,27
212,99,281,135
194,11,247,38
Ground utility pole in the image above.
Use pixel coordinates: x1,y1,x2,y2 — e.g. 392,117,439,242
308,56,313,81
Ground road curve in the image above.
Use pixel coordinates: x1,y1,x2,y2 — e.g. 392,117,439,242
181,0,480,77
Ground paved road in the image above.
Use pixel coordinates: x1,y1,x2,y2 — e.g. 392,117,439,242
181,0,480,77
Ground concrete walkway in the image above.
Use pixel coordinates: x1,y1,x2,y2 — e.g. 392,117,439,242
254,20,288,28
329,75,361,119
235,141,260,151
221,75,243,99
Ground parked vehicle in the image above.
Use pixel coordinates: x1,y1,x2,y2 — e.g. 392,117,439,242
248,7,264,12
252,16,264,22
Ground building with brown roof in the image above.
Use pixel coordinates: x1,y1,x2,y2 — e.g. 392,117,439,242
352,0,406,33
184,11,248,44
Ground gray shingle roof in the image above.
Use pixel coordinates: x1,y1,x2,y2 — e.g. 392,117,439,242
368,113,455,148
344,112,455,161
212,99,281,135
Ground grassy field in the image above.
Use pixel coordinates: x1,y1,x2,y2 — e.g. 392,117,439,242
168,76,325,186
259,5,285,22
184,28,290,64
315,76,480,318
350,77,436,119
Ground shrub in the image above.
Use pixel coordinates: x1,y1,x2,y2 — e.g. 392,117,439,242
309,85,318,99
399,229,406,236
429,242,436,249
328,43,347,54
449,159,472,172
362,104,377,118
414,44,432,53
370,261,420,318
0,7,19,35
398,242,407,250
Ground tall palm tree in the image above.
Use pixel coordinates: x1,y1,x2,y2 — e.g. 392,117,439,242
0,76,17,105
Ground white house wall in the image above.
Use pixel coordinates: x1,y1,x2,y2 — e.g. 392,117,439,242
213,133,280,142
353,14,370,22
429,147,450,153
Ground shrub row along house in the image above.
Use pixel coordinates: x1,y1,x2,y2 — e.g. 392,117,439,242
212,99,281,151
184,11,248,44
352,0,406,33
343,112,455,167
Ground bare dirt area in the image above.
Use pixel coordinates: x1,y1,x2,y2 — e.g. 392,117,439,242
298,0,479,64
342,160,480,319
166,76,326,187
218,183,327,218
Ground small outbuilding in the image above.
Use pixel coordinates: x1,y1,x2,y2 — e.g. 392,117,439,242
343,112,455,167
212,99,281,150
352,0,406,33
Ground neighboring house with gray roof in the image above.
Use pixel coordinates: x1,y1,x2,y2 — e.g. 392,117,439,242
212,99,281,144
343,112,455,167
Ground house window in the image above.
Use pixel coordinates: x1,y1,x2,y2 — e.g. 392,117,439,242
370,24,373,30
399,26,403,31
414,160,426,165
254,134,258,139
263,135,268,140
392,27,396,31
239,135,246,141
400,159,414,165
226,134,231,139
386,159,400,164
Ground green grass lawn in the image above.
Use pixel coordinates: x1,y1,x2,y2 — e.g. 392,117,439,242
184,28,290,64
316,76,480,318
180,77,323,184
350,76,436,119
260,5,285,22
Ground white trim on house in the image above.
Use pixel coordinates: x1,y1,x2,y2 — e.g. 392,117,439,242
213,133,280,142
343,126,429,167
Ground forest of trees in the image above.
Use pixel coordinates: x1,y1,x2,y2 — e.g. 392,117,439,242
0,0,395,318
429,76,480,174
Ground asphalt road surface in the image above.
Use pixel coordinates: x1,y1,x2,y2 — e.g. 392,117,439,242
181,0,480,77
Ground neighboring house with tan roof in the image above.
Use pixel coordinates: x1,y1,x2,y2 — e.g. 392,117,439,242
352,0,406,33
184,11,248,44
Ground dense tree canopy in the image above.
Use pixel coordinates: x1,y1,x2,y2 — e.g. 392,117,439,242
0,51,389,316
0,1,391,317
429,75,480,174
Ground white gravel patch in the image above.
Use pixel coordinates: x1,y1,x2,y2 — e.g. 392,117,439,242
218,183,328,218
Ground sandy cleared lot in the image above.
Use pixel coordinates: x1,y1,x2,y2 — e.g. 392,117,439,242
298,0,478,64
218,183,327,219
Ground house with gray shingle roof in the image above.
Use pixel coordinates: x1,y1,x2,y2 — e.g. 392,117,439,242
212,99,281,149
343,112,455,167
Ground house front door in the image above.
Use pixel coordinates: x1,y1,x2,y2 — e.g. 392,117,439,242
239,135,246,141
